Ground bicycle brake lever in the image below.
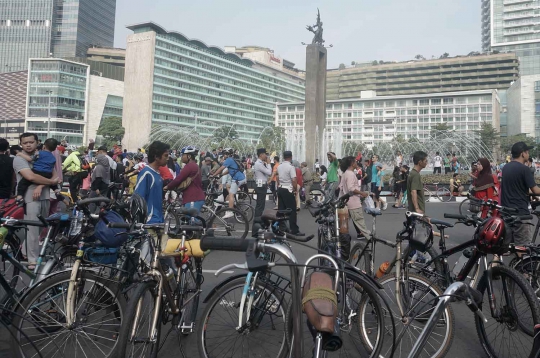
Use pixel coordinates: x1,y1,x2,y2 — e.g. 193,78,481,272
215,263,248,276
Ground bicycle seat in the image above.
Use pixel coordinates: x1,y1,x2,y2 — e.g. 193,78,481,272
77,197,111,207
176,207,199,217
430,218,454,229
261,209,290,226
45,213,71,223
365,207,382,216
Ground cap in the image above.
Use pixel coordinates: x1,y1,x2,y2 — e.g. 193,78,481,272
97,145,107,152
511,141,534,157
257,148,267,156
283,150,293,158
375,162,383,168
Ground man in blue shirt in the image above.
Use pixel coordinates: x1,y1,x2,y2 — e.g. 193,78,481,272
213,148,247,215
135,140,170,224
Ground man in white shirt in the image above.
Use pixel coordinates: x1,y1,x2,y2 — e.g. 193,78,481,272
433,151,442,174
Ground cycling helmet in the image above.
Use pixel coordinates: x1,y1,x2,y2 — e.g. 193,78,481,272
475,216,510,255
181,146,199,155
129,193,148,224
134,154,143,161
222,148,234,155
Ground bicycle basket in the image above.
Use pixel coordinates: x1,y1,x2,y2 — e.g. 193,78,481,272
406,218,434,252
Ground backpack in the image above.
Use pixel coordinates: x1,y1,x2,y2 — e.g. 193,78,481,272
78,155,90,170
230,159,245,176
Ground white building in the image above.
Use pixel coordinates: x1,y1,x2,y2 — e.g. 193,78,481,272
276,90,500,148
507,75,540,138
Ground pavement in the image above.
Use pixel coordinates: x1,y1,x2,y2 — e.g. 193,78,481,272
2,197,531,357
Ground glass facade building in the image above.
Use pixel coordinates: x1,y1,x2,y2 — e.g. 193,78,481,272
26,58,89,144
276,90,500,147
482,0,540,75
0,0,116,74
535,80,540,139
123,23,305,148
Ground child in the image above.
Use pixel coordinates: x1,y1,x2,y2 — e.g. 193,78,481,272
16,138,60,204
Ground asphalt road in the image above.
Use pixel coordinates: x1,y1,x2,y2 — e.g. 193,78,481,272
157,199,498,358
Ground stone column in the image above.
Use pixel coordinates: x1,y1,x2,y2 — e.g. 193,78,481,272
304,44,327,168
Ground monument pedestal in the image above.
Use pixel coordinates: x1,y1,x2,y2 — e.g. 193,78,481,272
305,44,327,168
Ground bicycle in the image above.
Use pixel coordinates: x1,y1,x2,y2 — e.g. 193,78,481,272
114,217,206,357
422,182,452,202
197,229,388,358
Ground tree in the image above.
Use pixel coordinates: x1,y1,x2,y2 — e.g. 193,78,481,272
338,63,346,70
213,125,239,142
474,122,499,156
394,134,406,144
351,61,356,66
430,123,450,139
500,134,538,159
414,54,425,60
341,141,365,157
257,126,285,155
372,60,378,66
96,117,125,149
408,136,420,143
440,52,450,59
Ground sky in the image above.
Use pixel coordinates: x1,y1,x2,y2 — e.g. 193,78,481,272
114,0,481,70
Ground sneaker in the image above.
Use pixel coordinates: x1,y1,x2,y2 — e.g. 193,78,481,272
222,211,234,219
382,201,388,211
357,235,367,240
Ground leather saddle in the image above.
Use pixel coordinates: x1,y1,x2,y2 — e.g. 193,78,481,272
302,272,337,333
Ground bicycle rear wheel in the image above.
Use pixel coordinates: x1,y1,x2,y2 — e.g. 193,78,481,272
235,203,254,223
423,188,432,203
475,265,540,358
513,256,540,298
437,187,452,202
207,207,249,239
349,242,372,274
117,280,161,358
236,191,252,206
197,276,288,358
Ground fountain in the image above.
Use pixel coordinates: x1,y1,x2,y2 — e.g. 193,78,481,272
285,127,343,166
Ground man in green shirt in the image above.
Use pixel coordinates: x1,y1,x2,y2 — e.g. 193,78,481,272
326,151,339,184
407,151,428,214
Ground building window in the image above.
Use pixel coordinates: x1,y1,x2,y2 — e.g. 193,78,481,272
535,81,540,92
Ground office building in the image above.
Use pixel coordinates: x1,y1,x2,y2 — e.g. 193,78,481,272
224,46,304,78
326,53,518,100
86,47,126,67
0,0,116,73
26,58,123,146
122,22,305,150
276,90,500,147
0,70,28,143
481,0,540,76
506,75,540,139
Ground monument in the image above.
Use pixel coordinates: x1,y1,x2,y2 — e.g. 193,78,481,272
304,10,328,168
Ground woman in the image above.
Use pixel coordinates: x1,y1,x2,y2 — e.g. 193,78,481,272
91,153,110,198
391,166,400,199
473,157,498,218
319,165,328,187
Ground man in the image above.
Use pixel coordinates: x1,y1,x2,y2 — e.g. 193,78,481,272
527,158,536,177
326,152,339,189
201,157,212,191
433,152,442,174
135,141,170,224
165,146,205,213
501,142,540,244
252,148,272,235
0,138,14,199
277,151,304,236
370,155,379,195
451,153,458,173
270,156,280,209
340,156,370,239
362,158,372,192
444,153,451,175
14,133,58,268
62,147,87,201
407,151,428,214
301,162,313,205
212,148,247,217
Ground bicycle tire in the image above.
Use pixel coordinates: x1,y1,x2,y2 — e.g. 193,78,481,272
423,188,432,203
359,272,455,358
309,189,325,204
197,276,288,358
438,187,452,202
11,269,127,358
349,242,372,274
284,269,386,358
235,203,254,223
513,255,540,298
1,233,22,292
475,265,540,358
458,198,469,216
117,280,161,358
236,191,252,206
207,207,249,239
177,257,202,335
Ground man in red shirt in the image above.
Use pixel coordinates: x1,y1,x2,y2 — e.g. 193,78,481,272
294,161,303,211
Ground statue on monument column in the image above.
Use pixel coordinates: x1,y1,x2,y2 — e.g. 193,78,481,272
306,9,324,45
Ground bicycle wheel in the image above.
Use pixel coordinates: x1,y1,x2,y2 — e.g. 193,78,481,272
458,198,469,216
236,191,252,206
197,276,288,358
177,257,202,335
513,256,540,298
349,242,372,274
235,203,254,223
117,280,161,358
309,189,325,204
11,270,127,358
475,265,540,358
423,188,432,203
359,272,454,358
207,207,249,239
285,269,386,358
437,187,452,202
1,233,22,292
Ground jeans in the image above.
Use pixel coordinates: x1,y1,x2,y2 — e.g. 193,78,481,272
23,199,50,264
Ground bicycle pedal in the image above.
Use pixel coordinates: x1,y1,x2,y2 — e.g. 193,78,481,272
180,322,194,334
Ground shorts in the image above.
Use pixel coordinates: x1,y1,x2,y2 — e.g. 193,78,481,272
513,220,532,245
221,175,231,186
230,179,247,195
371,183,381,199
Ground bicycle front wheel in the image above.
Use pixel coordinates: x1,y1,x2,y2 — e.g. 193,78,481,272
513,255,540,298
197,276,288,358
235,202,254,223
475,265,540,358
437,187,452,202
117,280,161,358
359,272,454,358
207,207,249,239
350,242,372,274
11,270,127,358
